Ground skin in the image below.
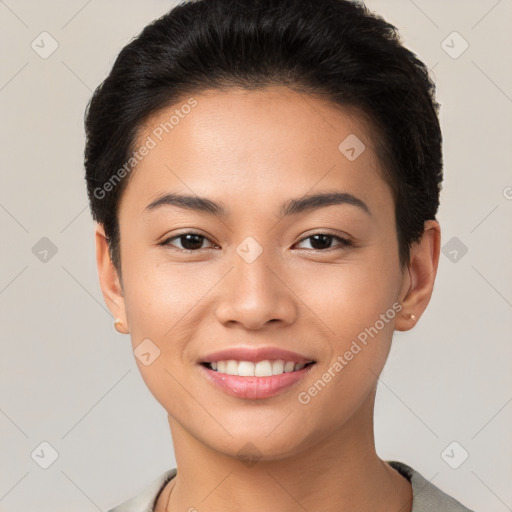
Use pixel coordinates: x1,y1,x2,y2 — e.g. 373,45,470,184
96,85,440,512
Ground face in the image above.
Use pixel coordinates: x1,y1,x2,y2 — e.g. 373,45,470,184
102,86,413,460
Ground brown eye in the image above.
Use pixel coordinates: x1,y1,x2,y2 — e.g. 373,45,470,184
295,233,352,251
161,232,214,251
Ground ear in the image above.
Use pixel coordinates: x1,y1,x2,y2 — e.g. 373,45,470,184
95,223,129,333
395,220,441,332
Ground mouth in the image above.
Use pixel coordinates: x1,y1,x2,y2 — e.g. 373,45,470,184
200,359,316,376
198,359,317,400
197,346,317,399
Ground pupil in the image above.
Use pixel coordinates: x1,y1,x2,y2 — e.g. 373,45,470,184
182,234,203,250
310,234,332,250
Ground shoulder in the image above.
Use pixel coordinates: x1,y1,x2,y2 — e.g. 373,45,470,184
387,460,477,512
107,468,177,512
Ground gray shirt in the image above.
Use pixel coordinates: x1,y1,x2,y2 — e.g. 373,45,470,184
108,460,476,512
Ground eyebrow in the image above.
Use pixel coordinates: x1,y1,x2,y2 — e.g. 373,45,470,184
145,191,371,217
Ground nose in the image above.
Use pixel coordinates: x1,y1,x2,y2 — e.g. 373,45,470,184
214,247,298,331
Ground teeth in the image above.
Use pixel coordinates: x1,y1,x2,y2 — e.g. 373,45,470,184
272,360,284,374
284,361,295,373
239,361,257,376
207,359,311,376
255,361,274,377
226,360,238,375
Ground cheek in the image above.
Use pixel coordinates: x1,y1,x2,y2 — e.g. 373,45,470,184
298,253,399,327
291,262,399,424
295,255,400,384
122,252,201,333
121,254,226,379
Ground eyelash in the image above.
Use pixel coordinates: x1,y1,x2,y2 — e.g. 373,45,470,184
159,231,353,253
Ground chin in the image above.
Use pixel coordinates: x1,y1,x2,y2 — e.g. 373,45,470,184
193,420,317,463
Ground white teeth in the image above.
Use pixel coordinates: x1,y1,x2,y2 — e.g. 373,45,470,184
207,359,312,376
284,361,295,373
238,361,255,376
226,360,238,375
254,360,272,377
272,360,284,375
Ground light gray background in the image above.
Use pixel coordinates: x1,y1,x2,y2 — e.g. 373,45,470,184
0,0,511,510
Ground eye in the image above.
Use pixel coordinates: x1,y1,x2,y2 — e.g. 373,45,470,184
160,231,352,252
160,232,216,251
294,232,352,251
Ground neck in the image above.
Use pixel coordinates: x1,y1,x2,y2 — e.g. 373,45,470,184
156,388,412,512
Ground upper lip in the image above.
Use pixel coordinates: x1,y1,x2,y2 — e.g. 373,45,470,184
200,346,315,365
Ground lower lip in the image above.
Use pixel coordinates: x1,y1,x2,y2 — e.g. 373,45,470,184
199,363,315,400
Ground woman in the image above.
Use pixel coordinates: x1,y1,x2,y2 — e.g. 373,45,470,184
84,0,477,510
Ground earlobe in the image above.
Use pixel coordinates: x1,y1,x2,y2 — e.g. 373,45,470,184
95,223,129,333
114,318,129,334
395,220,441,332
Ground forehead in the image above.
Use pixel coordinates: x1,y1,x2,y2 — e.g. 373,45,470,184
120,85,392,218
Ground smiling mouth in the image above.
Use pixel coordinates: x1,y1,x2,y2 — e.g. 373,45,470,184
200,359,316,377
